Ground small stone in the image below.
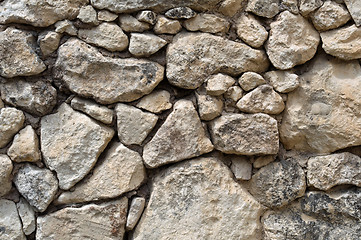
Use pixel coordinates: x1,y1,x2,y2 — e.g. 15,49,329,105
246,0,280,18
97,10,118,22
129,33,167,57
238,72,266,91
299,0,323,16
77,5,99,25
236,13,268,48
55,20,77,36
0,107,25,148
118,14,151,32
71,97,113,124
230,156,252,180
224,86,244,102
78,22,128,52
280,0,299,14
264,70,300,93
0,98,3,109
0,155,13,197
16,198,36,236
136,90,172,113
344,0,361,27
196,93,223,121
126,197,146,231
154,16,182,34
38,31,62,56
218,0,247,17
206,73,236,96
136,10,157,25
165,7,196,19
183,13,230,34
253,155,275,168
0,199,26,240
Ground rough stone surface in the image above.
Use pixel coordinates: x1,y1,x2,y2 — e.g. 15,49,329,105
264,70,300,93
154,16,182,34
280,0,299,14
55,38,164,104
16,198,36,236
344,0,361,27
224,86,244,102
97,10,118,22
0,155,13,197
238,72,266,91
183,13,230,34
136,10,157,25
0,199,26,240
41,103,114,190
0,107,25,148
143,100,213,168
126,197,145,231
38,31,62,56
77,5,99,25
206,73,235,96
133,157,265,240
246,0,280,18
55,20,77,36
230,156,252,180
196,93,223,121
118,14,151,32
253,155,275,168
165,7,196,19
71,97,113,124
129,33,167,57
136,90,172,113
236,13,268,48
219,0,247,17
299,0,323,16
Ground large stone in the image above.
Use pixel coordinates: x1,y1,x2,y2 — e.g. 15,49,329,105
0,27,46,78
37,198,128,240
167,32,269,89
209,113,279,155
246,0,280,18
126,197,146,231
0,199,26,240
264,70,299,93
0,155,13,197
16,198,36,236
0,107,25,148
280,54,361,153
183,13,230,34
57,142,146,204
133,157,265,240
236,13,268,48
136,90,172,114
343,0,361,27
129,33,167,57
40,103,114,190
143,100,213,168
55,38,164,104
266,11,320,70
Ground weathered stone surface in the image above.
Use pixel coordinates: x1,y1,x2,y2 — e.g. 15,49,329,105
0,107,25,148
97,10,118,22
78,22,128,52
77,5,99,25
126,197,145,231
230,156,252,180
115,103,158,145
41,103,114,190
299,0,323,16
55,38,164,104
218,0,247,17
38,31,62,56
55,20,77,36
236,13,268,48
238,72,266,91
154,16,182,34
253,155,275,168
16,198,36,236
165,7,196,19
136,10,157,25
264,70,299,93
209,113,279,155
167,32,269,89
71,97,113,124
196,93,223,121
57,142,146,204
37,198,128,240
266,11,320,70
143,100,213,168
129,33,167,57
184,13,230,33
0,27,46,78
0,199,26,240
280,0,299,14
0,155,12,197
246,0,280,18
118,14,151,32
224,86,244,102
206,73,235,96
280,54,361,153
136,90,172,113
0,0,88,27
344,0,361,27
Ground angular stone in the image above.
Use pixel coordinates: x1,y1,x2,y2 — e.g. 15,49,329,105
129,33,167,57
136,10,157,25
280,0,299,14
264,70,300,93
165,7,196,19
77,5,99,25
209,113,279,155
126,197,146,231
57,142,146,204
230,156,252,180
41,103,114,190
143,100,213,168
71,97,113,124
224,86,244,102
55,38,164,104
154,16,182,34
246,0,280,18
0,27,46,78
196,93,223,121
218,0,247,17
266,11,320,70
37,198,128,240
253,155,275,168
0,199,26,240
344,0,361,27
55,20,77,36
78,22,128,52
206,73,235,96
136,90,172,114
118,14,151,32
115,103,158,145
0,107,25,148
236,13,268,48
38,31,62,56
133,157,265,240
97,10,118,22
238,72,266,91
16,198,36,236
0,155,12,197
167,32,269,89
184,13,230,34
299,0,323,16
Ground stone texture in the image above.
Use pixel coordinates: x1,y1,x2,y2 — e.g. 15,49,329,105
118,15,151,32
16,198,36,236
136,90,172,113
165,7,196,19
71,97,113,124
0,107,25,148
230,156,252,180
41,103,114,190
97,10,118,22
77,5,99,25
126,197,145,231
206,73,235,96
0,155,13,197
55,20,77,36
57,142,146,204
183,13,230,34
266,11,320,70
246,0,280,18
0,199,26,240
238,72,266,91
209,113,279,155
218,0,247,17
55,38,164,104
136,10,157,25
253,155,275,168
143,100,213,168
133,157,264,240
224,86,244,102
236,13,268,48
280,0,299,14
299,0,323,16
167,32,269,89
129,33,167,57
37,198,128,240
154,16,182,34
196,93,223,121
115,103,158,145
344,0,361,27
38,31,62,56
264,70,300,93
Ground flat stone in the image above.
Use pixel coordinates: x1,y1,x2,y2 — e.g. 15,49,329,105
129,33,167,57
253,155,275,168
218,0,247,17
167,32,269,89
40,103,114,190
165,7,196,19
0,107,25,148
0,155,13,197
236,13,268,48
126,197,145,231
206,73,235,96
224,86,244,102
246,0,280,18
77,5,99,25
37,198,128,240
118,14,151,32
38,31,62,56
136,10,157,25
154,16,182,34
264,70,300,93
55,20,77,36
115,103,158,145
71,97,113,124
183,13,230,33
238,72,266,91
143,100,213,168
97,10,118,22
230,156,252,180
344,0,361,27
57,142,146,204
55,38,164,104
16,198,36,236
196,93,223,121
0,199,26,240
299,0,323,16
136,90,172,114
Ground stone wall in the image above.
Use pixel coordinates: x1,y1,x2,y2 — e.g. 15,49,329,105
0,0,360,239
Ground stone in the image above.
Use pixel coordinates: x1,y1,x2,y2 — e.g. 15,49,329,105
266,11,320,70
165,7,196,19
236,13,268,48
264,70,300,93
0,27,46,78
205,73,236,96
238,72,266,91
218,0,247,17
136,10,157,25
143,100,213,168
320,25,361,60
0,199,26,240
37,198,128,240
167,32,269,89
344,0,361,27
0,99,3,109
0,155,12,197
236,85,285,114
249,159,306,208
299,0,323,16
129,33,167,57
280,0,299,14
77,5,99,25
133,157,265,240
38,31,62,56
196,93,223,121
307,152,361,190
78,22,128,52
115,103,158,145
16,198,36,236
97,10,118,22
136,90,172,114
154,16,182,34
41,103,114,190
253,155,275,168
246,0,280,18
71,97,113,124
13,164,58,212
224,86,244,102
126,197,146,231
0,0,88,27
0,107,25,148
55,20,77,36
118,14,151,32
209,113,279,155
183,13,230,34
55,38,164,104
230,156,252,180
7,125,41,163
57,142,146,204
280,54,361,153
0,79,57,116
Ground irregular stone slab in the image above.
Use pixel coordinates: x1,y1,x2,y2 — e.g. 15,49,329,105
165,7,197,19
236,13,268,48
77,5,99,25
0,199,26,240
37,198,128,240
136,10,157,25
41,103,114,190
167,32,269,89
0,155,13,197
129,33,167,57
71,97,113,124
183,13,230,33
280,54,361,153
126,197,146,231
238,72,266,91
97,10,118,22
38,31,62,56
343,0,361,27
246,0,280,18
16,198,36,236
299,0,323,16
0,27,46,78
0,107,25,148
230,156,252,180
209,113,279,155
264,70,300,93
118,14,151,32
55,20,77,36
136,90,172,114
154,16,182,34
57,142,146,204
143,100,213,168
266,11,320,70
206,73,235,96
196,93,223,121
307,152,361,190
115,103,158,145
55,38,164,104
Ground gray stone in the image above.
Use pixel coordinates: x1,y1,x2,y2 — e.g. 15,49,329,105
230,156,252,180
280,0,299,14
344,0,361,27
136,10,157,25
0,155,12,197
38,31,62,56
236,13,268,48
264,70,300,93
136,90,172,114
154,16,182,34
126,197,145,231
71,97,113,124
0,107,25,148
299,0,323,16
129,33,167,57
165,7,196,19
0,199,26,240
118,14,151,32
183,13,230,33
246,0,280,18
196,93,223,121
55,20,77,36
206,73,235,96
97,10,118,22
253,155,275,168
224,86,244,102
16,198,36,236
238,72,266,91
77,5,99,25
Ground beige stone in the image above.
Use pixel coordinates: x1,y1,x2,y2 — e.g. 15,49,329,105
0,199,26,240
299,0,323,16
71,97,113,125
247,0,280,18
38,31,62,56
218,0,247,17
230,156,252,180
136,90,172,113
118,14,151,32
184,13,230,34
129,33,167,57
224,86,244,102
55,20,77,36
16,198,36,236
126,197,146,231
344,0,361,27
236,13,268,48
154,16,182,34
238,72,266,91
0,107,25,148
253,155,275,168
196,93,223,121
97,10,118,22
205,73,236,96
0,155,13,197
264,70,300,93
280,0,299,14
77,5,99,25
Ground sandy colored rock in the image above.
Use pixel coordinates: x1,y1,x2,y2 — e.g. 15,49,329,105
238,72,266,91
218,0,247,17
16,198,36,236
71,97,113,124
77,5,99,25
129,33,167,57
165,7,196,19
38,31,62,56
126,197,145,231
136,90,172,113
246,0,280,18
280,0,299,14
264,70,300,93
0,199,26,240
196,93,223,121
224,86,244,102
184,13,230,34
136,10,157,25
154,16,182,34
55,20,77,36
206,73,235,96
236,13,268,48
299,0,323,16
118,14,151,32
0,155,12,197
253,155,275,168
0,107,25,148
344,0,361,27
230,156,252,180
97,10,118,22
